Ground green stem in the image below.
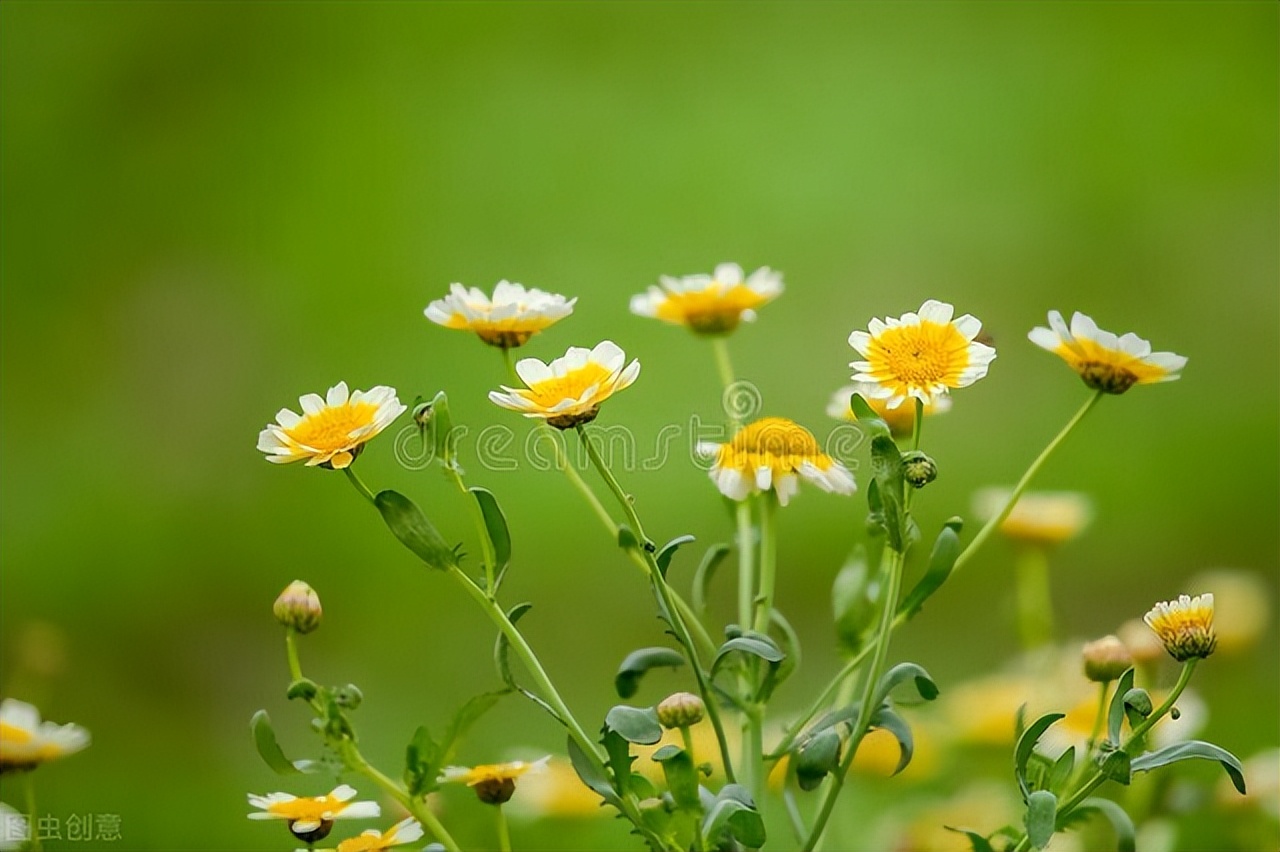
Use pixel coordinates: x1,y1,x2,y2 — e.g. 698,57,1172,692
284,629,303,682
442,464,498,595
343,466,378,505
736,501,756,637
952,390,1103,577
768,643,873,760
23,771,40,852
711,336,738,425
496,804,512,852
350,749,461,852
752,494,777,634
577,426,738,784
802,546,907,851
911,397,924,451
1014,546,1054,650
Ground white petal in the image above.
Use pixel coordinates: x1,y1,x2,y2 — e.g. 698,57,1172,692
590,340,626,372
952,314,981,340
1117,332,1152,357
275,408,302,429
775,474,800,507
714,263,744,286
755,466,773,490
848,330,873,356
1145,352,1188,372
918,300,954,325
1069,311,1101,342
299,393,325,416
1027,326,1062,352
1047,310,1072,342
515,358,553,386
326,382,350,407
335,801,381,820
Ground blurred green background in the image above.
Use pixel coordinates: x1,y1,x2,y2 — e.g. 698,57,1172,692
2,2,1276,850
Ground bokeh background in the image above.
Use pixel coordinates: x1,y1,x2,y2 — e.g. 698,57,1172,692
2,2,1276,850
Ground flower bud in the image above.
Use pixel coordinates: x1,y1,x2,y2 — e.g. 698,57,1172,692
901,451,937,489
656,692,705,729
1082,635,1133,682
274,580,322,634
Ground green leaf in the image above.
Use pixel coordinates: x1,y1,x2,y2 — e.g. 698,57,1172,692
617,524,639,552
655,534,696,578
566,735,619,806
1047,746,1076,793
1122,688,1152,730
604,705,663,745
849,393,891,440
614,647,686,699
469,487,511,586
712,633,786,674
375,489,457,571
1025,789,1057,850
1106,668,1136,745
404,725,439,797
425,391,456,469
872,661,940,708
943,827,996,852
898,519,963,621
286,678,319,702
869,436,909,552
1098,746,1132,785
767,609,801,694
869,704,914,776
652,745,700,809
251,710,319,775
795,728,842,791
1131,740,1247,794
692,544,731,615
702,785,765,849
439,691,507,766
1075,797,1136,852
494,603,534,690
601,728,636,798
1015,713,1065,799
832,546,877,653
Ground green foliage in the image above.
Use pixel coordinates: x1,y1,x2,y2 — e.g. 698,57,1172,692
605,705,664,745
1106,668,1136,745
795,728,842,791
1131,740,1247,794
1024,789,1057,850
701,784,765,850
944,826,998,852
898,518,963,621
1074,798,1137,852
403,690,508,797
869,436,912,552
1121,687,1152,730
872,661,940,707
1014,712,1065,800
375,489,458,571
566,735,620,807
655,534,697,578
651,745,700,809
250,710,321,775
832,545,878,653
869,704,915,776
493,602,559,719
614,647,686,699
691,543,731,615
469,486,511,588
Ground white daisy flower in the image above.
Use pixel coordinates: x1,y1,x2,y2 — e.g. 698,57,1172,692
247,784,380,843
1145,593,1217,662
425,281,575,348
697,417,856,507
0,698,90,772
827,381,952,437
257,382,406,470
489,341,640,429
334,817,424,852
849,300,996,409
630,263,783,334
1028,310,1187,393
440,756,551,805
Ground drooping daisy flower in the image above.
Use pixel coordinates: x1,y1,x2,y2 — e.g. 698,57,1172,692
1144,594,1217,662
698,417,856,507
488,341,640,429
827,382,952,437
425,281,575,348
848,300,996,409
335,817,424,852
1028,310,1187,394
247,784,380,843
257,382,406,470
630,263,783,334
441,757,550,805
0,698,90,772
971,488,1093,546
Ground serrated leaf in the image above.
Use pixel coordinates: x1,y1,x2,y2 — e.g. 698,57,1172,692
869,704,915,776
652,745,700,809
655,534,696,578
602,728,635,797
795,728,842,791
872,661,940,708
1106,668,1136,745
251,710,319,775
604,705,663,745
614,647,686,699
1025,789,1057,849
1075,797,1136,852
1131,740,1246,794
469,487,511,587
898,519,963,621
375,489,457,571
692,543,731,615
1015,713,1065,799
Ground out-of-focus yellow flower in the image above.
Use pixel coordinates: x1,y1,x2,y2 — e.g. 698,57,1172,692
488,341,639,429
827,382,952,438
894,782,1021,852
1186,570,1270,655
0,699,90,772
634,719,737,788
257,382,406,470
630,263,782,334
335,817,424,852
848,300,996,409
508,757,610,819
1117,618,1167,665
972,488,1093,546
698,417,856,506
247,785,380,843
1218,748,1280,818
1145,594,1217,662
1028,310,1186,394
441,757,549,805
425,281,575,348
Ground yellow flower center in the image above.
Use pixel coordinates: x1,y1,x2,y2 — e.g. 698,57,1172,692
518,363,612,408
1054,338,1170,393
719,417,833,472
0,722,32,745
267,794,346,822
284,402,379,451
656,286,767,333
866,321,971,388
338,832,393,852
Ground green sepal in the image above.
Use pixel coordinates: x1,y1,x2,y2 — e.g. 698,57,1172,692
614,647,686,699
251,710,321,775
1106,668,1136,745
943,827,997,852
795,728,842,791
652,745,700,809
605,705,663,745
869,704,915,776
1074,797,1137,852
375,489,458,571
1015,713,1065,800
655,534,696,578
1130,740,1246,794
898,518,963,621
872,661,940,708
692,544,731,615
701,784,765,849
567,735,621,806
1025,789,1057,850
469,487,511,588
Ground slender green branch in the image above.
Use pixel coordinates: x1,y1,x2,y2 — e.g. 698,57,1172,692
711,336,738,425
442,464,498,594
23,772,40,852
284,629,304,683
752,494,778,634
495,804,512,852
1014,546,1054,650
952,390,1103,576
769,643,873,760
911,396,924,451
343,466,377,505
